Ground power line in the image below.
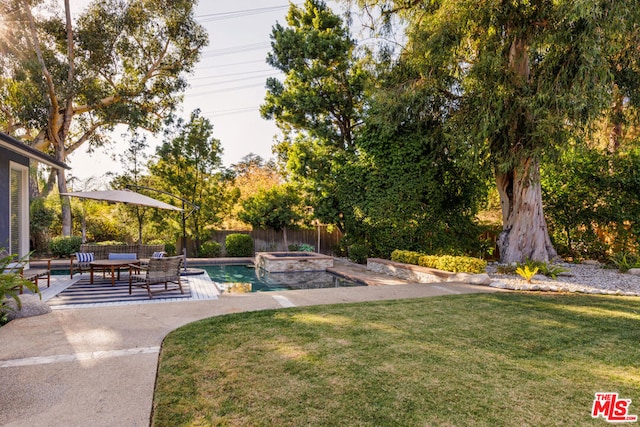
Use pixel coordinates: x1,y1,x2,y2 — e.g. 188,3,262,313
201,42,271,58
195,5,294,23
190,69,275,81
189,72,278,89
196,59,266,70
202,106,261,117
186,83,266,96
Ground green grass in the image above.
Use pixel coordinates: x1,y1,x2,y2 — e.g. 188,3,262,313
152,294,640,426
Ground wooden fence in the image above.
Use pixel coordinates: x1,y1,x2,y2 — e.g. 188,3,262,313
203,227,342,255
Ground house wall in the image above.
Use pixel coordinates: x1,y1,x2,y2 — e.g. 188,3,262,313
0,146,29,251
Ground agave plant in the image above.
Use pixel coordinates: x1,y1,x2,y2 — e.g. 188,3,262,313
515,265,539,283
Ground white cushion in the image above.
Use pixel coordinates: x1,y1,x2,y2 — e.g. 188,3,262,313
75,252,94,263
151,251,166,258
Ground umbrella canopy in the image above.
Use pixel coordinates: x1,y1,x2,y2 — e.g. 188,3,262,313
60,190,183,211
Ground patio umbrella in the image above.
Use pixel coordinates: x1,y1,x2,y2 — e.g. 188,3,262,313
60,190,182,211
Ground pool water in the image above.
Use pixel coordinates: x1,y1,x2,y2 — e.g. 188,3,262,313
201,265,365,293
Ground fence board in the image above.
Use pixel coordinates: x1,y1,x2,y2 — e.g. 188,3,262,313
206,228,342,255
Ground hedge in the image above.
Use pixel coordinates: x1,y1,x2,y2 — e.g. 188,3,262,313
391,249,486,274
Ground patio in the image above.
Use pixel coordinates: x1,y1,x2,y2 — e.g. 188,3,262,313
33,271,219,309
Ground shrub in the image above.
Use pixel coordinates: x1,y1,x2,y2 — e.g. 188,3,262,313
288,244,300,251
520,259,569,279
199,241,221,258
226,234,254,257
348,243,370,264
49,236,82,257
432,255,487,274
96,240,126,245
515,265,539,283
164,242,177,256
0,250,39,324
391,250,423,265
299,243,314,252
392,249,487,273
417,255,440,269
608,252,640,273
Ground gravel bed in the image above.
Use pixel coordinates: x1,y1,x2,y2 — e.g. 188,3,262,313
487,263,640,296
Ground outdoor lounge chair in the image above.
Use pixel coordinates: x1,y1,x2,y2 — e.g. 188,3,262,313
128,255,183,298
19,259,51,293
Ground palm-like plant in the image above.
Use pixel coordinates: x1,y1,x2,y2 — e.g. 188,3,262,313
1,250,40,324
515,265,539,284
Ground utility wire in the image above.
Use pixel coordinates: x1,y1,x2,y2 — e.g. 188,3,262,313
195,5,295,22
189,72,278,89
200,42,271,58
190,69,275,81
202,106,261,117
186,83,266,96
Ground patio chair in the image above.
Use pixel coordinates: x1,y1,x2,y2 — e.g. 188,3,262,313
128,255,184,298
19,259,51,293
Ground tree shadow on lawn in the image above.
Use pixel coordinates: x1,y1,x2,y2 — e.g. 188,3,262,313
153,293,640,426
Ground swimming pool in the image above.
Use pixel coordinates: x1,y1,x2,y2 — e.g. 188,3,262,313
201,265,365,293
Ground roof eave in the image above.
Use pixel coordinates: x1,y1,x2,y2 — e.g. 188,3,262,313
0,133,70,170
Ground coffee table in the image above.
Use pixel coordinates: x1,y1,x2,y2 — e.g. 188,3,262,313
90,259,141,286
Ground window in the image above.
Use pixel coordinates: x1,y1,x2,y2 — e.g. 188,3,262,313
9,162,28,259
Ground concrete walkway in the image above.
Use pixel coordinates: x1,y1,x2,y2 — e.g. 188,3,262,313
0,262,501,427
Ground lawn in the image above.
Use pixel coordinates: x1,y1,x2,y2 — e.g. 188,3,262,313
152,293,640,426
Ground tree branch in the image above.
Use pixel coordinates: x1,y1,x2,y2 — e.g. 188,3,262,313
22,0,59,121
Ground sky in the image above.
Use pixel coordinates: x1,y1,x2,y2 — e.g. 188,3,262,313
67,0,344,184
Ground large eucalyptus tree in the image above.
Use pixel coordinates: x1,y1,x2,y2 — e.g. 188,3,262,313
352,0,640,262
0,0,207,235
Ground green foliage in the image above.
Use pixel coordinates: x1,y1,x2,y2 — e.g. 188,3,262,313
262,0,365,148
148,110,237,247
299,243,314,252
199,241,221,258
353,1,640,262
515,266,539,284
542,146,640,259
288,243,315,252
225,234,254,257
1,0,208,236
30,197,55,254
1,0,208,146
164,242,177,257
49,236,82,257
348,243,370,265
147,239,176,256
239,185,304,231
419,255,487,274
520,260,569,280
609,252,640,273
391,250,422,265
96,241,126,246
391,250,487,274
0,250,40,324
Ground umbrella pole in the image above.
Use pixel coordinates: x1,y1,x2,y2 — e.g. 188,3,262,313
182,199,187,272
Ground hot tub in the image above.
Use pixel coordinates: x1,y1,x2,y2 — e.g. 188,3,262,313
255,252,334,273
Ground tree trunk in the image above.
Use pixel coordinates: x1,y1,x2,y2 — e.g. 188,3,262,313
58,168,72,236
496,157,557,263
283,226,288,250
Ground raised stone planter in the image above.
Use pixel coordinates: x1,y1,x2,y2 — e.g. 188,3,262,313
367,258,492,286
367,258,450,283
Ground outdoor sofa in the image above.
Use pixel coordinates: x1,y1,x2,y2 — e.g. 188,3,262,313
69,243,165,278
